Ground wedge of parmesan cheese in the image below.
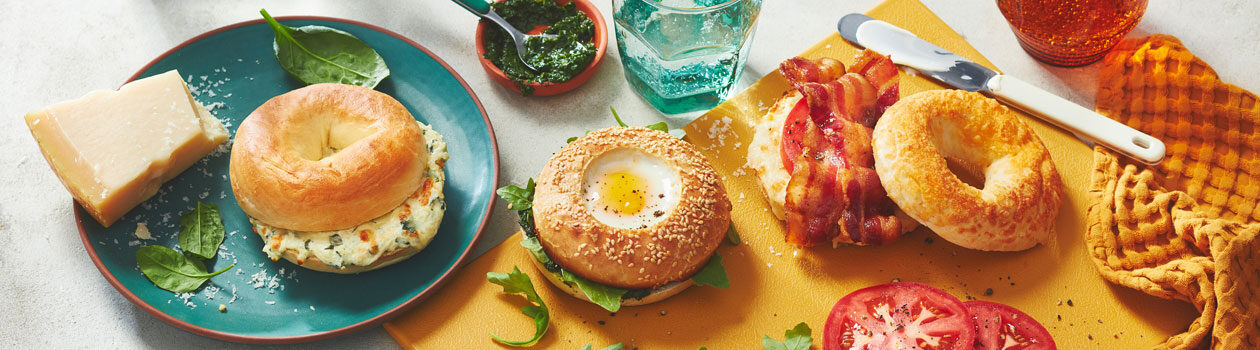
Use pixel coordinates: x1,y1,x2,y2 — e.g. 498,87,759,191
25,70,228,227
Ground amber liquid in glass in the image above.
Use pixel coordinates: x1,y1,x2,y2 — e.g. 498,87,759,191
997,0,1147,66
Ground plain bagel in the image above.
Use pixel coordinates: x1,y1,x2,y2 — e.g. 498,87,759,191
871,90,1062,251
230,83,428,232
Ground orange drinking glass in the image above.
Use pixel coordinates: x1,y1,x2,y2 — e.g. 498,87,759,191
997,0,1148,66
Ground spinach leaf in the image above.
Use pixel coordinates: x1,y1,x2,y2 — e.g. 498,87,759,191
177,202,226,260
136,246,234,293
727,224,741,245
488,266,549,347
496,179,535,211
260,9,390,88
762,322,812,350
690,253,730,289
561,269,627,312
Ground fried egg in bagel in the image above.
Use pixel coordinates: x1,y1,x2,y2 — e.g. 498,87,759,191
532,127,731,295
872,90,1062,251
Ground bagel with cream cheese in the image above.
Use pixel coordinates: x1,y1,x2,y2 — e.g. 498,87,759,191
872,90,1062,251
230,83,448,273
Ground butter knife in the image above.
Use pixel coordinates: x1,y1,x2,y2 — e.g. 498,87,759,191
838,14,1165,164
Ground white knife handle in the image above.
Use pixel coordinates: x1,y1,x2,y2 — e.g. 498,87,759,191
985,75,1165,164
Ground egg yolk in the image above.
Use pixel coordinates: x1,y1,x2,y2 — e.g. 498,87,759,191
600,171,646,215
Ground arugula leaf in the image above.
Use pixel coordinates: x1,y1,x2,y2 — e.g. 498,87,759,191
488,267,549,347
561,270,628,312
762,322,812,350
568,107,682,142
566,130,593,143
580,344,623,350
690,253,730,289
726,224,741,245
520,236,560,272
497,178,536,211
643,121,669,133
670,128,688,139
177,202,226,260
610,106,629,127
502,180,564,272
136,246,234,293
260,9,390,88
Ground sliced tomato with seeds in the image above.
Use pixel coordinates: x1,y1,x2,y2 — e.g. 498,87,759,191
780,99,811,173
964,301,1056,350
824,282,975,350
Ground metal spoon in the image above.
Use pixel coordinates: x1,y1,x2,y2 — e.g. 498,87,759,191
452,0,557,72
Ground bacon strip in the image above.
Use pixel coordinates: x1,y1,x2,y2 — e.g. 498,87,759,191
783,121,845,247
780,57,847,84
850,50,901,125
780,51,902,247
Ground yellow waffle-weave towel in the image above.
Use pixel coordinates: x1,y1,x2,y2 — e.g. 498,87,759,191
1088,34,1260,349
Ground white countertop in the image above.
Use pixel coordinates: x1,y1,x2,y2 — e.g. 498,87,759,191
3,0,1257,348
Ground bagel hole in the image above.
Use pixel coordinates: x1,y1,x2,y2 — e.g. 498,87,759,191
945,156,986,190
323,121,374,158
292,115,375,161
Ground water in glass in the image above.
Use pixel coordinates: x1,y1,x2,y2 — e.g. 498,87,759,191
614,0,763,114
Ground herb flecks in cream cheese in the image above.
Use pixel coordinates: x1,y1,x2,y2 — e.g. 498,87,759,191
252,122,449,270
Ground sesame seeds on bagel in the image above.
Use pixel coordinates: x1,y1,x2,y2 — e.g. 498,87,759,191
532,127,732,290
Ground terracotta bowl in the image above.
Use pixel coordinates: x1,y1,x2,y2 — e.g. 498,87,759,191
474,0,607,96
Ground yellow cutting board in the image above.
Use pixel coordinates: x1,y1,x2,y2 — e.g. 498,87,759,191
386,0,1199,348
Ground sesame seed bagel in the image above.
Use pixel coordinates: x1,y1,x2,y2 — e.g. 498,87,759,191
871,90,1062,251
532,127,732,290
230,83,427,232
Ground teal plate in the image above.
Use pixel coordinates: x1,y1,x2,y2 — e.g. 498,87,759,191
75,17,498,344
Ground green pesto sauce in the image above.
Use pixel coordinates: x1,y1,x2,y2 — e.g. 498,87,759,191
483,0,596,96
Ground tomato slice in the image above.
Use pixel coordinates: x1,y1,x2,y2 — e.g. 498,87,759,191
963,301,1057,350
824,282,975,350
780,99,811,173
